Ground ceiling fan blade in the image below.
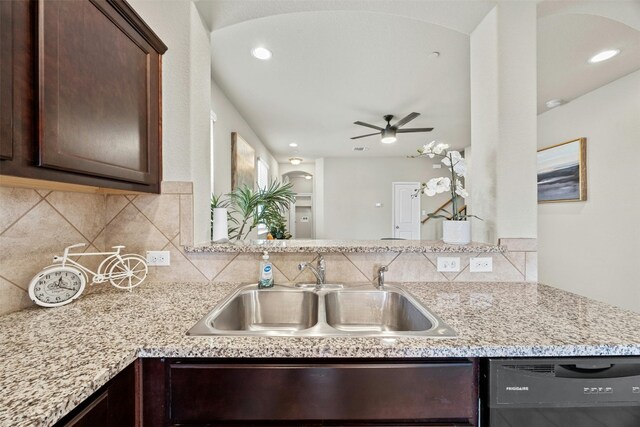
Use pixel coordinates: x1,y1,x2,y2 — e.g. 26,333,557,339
354,121,383,131
393,112,420,128
396,127,434,133
350,132,380,140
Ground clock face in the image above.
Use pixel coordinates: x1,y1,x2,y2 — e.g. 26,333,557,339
28,267,86,307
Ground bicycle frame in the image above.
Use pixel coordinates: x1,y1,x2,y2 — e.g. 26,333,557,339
52,244,128,284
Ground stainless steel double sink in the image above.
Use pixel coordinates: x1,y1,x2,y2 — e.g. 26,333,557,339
187,284,457,338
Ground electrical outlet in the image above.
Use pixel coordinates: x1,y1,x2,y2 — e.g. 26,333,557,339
146,250,170,266
437,257,460,272
469,257,492,272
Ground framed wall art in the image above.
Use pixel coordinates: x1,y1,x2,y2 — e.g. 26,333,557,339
537,137,587,203
231,132,255,190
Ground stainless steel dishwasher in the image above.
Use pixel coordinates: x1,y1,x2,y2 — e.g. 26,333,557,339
483,357,640,427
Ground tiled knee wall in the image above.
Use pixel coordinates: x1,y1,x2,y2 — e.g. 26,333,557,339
0,181,537,315
176,239,537,285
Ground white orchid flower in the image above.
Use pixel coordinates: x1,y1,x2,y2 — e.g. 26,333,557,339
422,141,435,152
455,181,469,198
453,158,467,177
423,177,451,197
441,150,462,167
442,151,466,177
433,143,449,155
421,140,436,158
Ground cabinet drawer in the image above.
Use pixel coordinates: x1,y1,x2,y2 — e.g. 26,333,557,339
169,361,476,424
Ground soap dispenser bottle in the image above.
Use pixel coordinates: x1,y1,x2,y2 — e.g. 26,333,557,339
258,251,274,288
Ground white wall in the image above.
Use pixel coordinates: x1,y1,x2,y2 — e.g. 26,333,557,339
469,8,498,243
287,176,313,194
211,79,279,196
469,3,538,243
315,158,325,238
279,163,315,177
189,5,213,245
321,157,452,240
538,70,640,313
127,0,212,244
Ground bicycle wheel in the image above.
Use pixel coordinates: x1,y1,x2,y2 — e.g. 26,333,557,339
96,255,120,283
108,255,148,290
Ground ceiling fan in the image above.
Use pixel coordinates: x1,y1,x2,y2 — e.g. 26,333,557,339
351,112,433,144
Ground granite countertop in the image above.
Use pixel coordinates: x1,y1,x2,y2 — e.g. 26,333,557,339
185,239,505,253
1,281,639,426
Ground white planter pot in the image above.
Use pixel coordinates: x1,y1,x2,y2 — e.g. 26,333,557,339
442,220,471,245
211,208,229,242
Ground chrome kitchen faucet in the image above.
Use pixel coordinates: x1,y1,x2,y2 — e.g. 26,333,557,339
298,254,326,291
377,265,388,290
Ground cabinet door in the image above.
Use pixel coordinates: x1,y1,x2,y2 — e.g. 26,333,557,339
55,361,138,427
0,0,13,160
38,0,161,185
63,392,109,427
168,361,477,425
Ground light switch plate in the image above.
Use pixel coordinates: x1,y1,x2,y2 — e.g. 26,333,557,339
470,257,492,272
146,250,170,266
437,257,460,272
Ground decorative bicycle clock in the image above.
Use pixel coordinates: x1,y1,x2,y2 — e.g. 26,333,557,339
28,243,148,308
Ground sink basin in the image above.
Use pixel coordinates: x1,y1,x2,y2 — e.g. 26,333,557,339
324,290,433,332
211,289,318,331
189,288,318,335
187,284,456,338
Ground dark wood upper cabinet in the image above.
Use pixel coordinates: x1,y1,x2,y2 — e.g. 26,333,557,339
0,1,13,160
0,0,167,193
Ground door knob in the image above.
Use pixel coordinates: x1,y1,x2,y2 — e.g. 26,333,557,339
395,226,399,229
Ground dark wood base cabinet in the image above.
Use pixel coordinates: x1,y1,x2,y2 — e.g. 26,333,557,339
0,0,166,193
142,358,479,427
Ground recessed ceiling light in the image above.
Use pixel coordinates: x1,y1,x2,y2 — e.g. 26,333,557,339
289,143,298,147
304,175,312,180
588,49,620,64
545,99,566,109
289,157,302,165
251,47,272,60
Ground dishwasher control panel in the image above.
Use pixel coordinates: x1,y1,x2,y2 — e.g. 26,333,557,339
489,357,640,407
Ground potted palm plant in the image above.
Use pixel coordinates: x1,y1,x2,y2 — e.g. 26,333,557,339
413,141,480,244
211,181,296,241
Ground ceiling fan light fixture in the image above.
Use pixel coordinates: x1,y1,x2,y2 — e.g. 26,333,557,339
289,157,303,165
588,49,620,64
380,128,397,144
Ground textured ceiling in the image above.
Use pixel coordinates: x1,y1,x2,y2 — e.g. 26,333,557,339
537,2,640,113
196,0,496,34
210,10,473,161
200,0,640,162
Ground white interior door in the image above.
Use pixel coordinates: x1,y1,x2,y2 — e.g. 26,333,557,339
392,182,421,239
